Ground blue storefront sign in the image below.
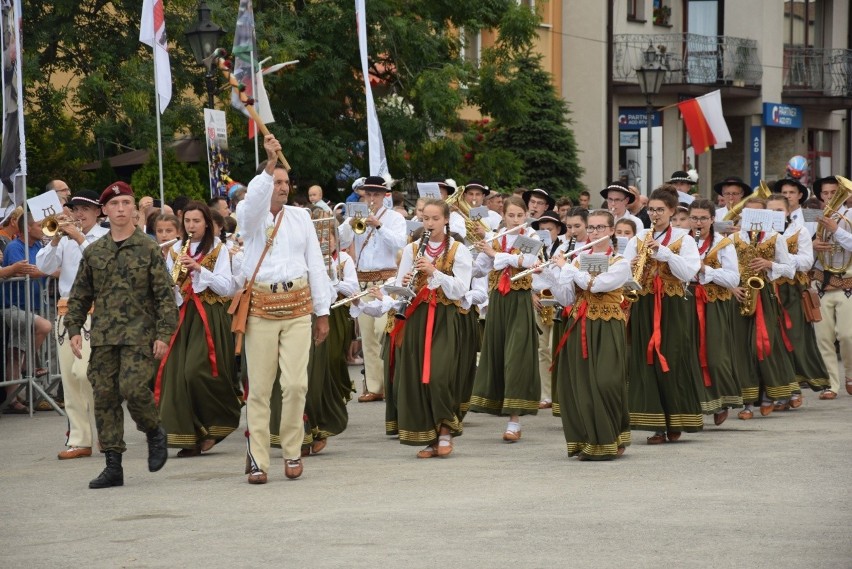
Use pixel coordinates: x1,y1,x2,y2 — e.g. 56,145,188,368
618,107,662,130
750,126,762,189
763,103,803,129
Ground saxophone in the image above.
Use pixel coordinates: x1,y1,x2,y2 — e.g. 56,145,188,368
171,233,193,285
624,230,654,303
395,230,432,321
738,224,765,317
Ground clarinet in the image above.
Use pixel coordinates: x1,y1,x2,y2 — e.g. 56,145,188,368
552,236,575,324
395,230,432,321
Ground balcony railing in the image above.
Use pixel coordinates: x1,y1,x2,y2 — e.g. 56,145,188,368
613,34,762,87
783,47,852,97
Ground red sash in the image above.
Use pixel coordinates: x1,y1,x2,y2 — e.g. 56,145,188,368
388,286,438,384
694,284,712,387
551,302,588,371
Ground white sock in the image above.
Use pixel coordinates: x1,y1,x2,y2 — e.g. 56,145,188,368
506,421,521,433
438,434,451,447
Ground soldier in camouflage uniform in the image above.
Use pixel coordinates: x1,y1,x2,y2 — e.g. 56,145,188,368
65,181,178,489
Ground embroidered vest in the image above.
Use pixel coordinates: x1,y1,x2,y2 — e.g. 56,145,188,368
776,231,810,287
573,255,627,321
640,236,686,297
187,243,230,305
701,237,733,302
412,240,461,308
487,235,533,291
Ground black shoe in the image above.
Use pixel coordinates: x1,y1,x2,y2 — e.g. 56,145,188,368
89,451,124,489
146,427,168,472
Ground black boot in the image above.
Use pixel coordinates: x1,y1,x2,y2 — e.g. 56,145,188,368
146,427,168,472
89,451,123,489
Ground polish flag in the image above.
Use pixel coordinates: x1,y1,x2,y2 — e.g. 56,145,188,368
139,0,172,112
677,90,731,155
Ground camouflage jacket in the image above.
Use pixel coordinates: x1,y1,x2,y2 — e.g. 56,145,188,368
65,228,178,347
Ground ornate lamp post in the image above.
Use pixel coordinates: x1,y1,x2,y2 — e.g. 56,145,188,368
635,44,667,193
183,1,226,109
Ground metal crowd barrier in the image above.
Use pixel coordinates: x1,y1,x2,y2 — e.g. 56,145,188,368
0,275,63,416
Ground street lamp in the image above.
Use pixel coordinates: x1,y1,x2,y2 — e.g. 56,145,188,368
184,1,226,109
635,44,667,194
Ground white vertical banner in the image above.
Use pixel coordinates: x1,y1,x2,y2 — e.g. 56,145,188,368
355,0,389,179
0,0,25,207
204,109,230,198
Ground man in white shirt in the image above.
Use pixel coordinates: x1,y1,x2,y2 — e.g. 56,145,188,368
237,135,332,484
36,190,109,460
773,178,808,233
600,181,642,227
713,176,752,221
339,176,407,402
522,188,554,220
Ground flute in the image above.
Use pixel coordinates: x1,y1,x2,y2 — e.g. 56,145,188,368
468,221,534,252
510,236,610,282
330,278,395,309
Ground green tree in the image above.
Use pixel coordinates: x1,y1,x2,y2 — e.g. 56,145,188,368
130,149,205,203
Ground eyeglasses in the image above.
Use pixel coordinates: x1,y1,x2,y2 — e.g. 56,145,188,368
647,207,668,214
587,225,612,233
606,196,626,203
722,192,743,199
689,216,712,222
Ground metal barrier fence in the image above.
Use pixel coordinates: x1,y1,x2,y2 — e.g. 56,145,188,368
0,275,63,416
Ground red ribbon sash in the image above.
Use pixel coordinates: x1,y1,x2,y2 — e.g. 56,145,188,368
694,284,712,387
775,284,794,353
550,302,588,370
753,293,772,361
645,275,670,372
154,279,220,405
388,286,437,384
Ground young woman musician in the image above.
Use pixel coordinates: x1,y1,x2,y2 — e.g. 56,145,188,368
546,210,630,460
624,186,703,444
157,201,241,456
470,196,540,441
392,199,472,458
687,199,743,425
731,199,796,419
766,195,830,408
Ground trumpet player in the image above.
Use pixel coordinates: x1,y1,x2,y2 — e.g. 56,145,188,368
545,210,630,460
811,176,852,400
623,186,703,445
686,199,742,426
470,196,540,442
388,199,472,458
530,210,567,410
339,176,407,403
34,191,106,457
730,199,796,419
766,195,829,409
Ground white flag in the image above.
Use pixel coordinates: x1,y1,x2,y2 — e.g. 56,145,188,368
139,0,172,112
355,0,389,179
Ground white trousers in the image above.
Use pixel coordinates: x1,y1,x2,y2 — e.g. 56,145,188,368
813,289,852,394
535,310,553,401
56,314,95,448
358,311,388,395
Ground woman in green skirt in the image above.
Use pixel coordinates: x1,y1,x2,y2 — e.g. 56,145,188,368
457,278,486,420
390,199,472,458
731,199,797,419
624,186,703,444
470,196,540,441
766,195,830,409
546,210,631,460
156,201,242,456
686,199,743,426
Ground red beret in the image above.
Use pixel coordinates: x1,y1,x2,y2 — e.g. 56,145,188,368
100,181,135,206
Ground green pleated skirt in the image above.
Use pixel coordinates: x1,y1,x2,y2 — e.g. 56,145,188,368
688,292,743,412
628,293,704,433
776,282,830,391
303,312,351,443
394,302,463,446
550,313,568,417
382,332,399,435
557,312,630,460
158,301,242,449
736,286,795,403
470,288,540,417
456,308,482,420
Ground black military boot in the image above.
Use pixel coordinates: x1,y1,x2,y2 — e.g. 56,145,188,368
146,426,168,472
89,451,123,489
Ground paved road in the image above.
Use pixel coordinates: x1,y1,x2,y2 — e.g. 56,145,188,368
2,372,851,569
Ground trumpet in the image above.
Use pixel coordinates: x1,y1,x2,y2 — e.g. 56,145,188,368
511,236,610,282
42,215,81,238
352,204,374,235
330,278,395,309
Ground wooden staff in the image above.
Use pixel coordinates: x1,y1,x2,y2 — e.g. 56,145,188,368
209,48,292,171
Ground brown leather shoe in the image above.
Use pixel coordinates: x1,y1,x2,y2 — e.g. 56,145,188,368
760,404,774,416
773,401,790,412
311,438,327,454
58,447,92,460
789,396,803,409
417,446,438,459
247,469,267,485
819,390,837,400
436,440,453,458
502,430,522,442
713,409,729,426
666,431,682,442
284,459,303,479
738,409,754,420
846,379,852,396
646,433,666,445
176,447,201,458
300,445,311,457
357,392,384,402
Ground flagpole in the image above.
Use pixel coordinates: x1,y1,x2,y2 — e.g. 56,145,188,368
152,42,166,208
250,48,259,169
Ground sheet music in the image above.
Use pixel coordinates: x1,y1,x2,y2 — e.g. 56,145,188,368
802,208,822,223
740,208,785,233
26,190,63,222
406,220,423,236
384,285,415,299
616,236,629,255
512,236,543,257
346,202,369,218
468,205,489,222
578,253,610,274
416,182,442,199
535,230,553,247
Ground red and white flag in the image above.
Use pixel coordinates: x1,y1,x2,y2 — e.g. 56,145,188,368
677,90,731,155
139,0,172,112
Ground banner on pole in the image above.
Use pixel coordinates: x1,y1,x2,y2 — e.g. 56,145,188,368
355,0,389,179
204,109,230,198
0,0,25,207
232,0,274,138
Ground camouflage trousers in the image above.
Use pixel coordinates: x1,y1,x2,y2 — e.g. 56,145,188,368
89,345,160,454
